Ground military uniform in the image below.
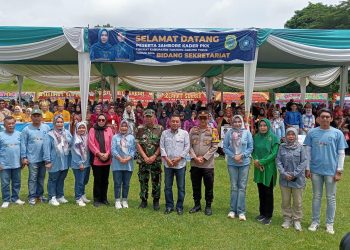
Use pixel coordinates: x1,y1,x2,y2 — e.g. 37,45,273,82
135,110,163,204
189,110,219,214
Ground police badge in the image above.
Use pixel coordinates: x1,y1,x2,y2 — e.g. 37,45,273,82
224,35,237,51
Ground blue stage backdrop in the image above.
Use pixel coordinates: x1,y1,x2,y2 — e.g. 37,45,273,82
88,28,257,64
0,122,70,132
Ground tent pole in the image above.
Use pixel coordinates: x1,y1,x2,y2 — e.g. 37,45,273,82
298,77,308,106
340,65,348,109
16,75,23,106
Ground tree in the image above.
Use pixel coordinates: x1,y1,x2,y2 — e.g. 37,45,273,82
285,1,350,29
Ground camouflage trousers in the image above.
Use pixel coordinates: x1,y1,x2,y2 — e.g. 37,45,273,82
138,162,162,201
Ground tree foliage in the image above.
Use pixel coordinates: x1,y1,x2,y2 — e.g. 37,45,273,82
285,1,350,29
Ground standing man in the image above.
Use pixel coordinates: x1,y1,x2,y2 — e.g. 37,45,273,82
135,109,163,210
160,114,190,215
0,99,12,122
189,110,219,215
0,116,25,208
304,109,348,234
21,109,50,205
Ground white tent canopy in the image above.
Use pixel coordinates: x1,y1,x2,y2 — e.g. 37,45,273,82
0,27,349,121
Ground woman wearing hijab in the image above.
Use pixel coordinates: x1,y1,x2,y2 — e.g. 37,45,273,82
302,103,315,135
252,118,280,225
43,115,73,206
13,106,25,122
276,127,307,231
71,122,91,207
90,29,114,61
223,115,253,221
158,110,169,130
111,120,136,209
184,110,199,132
270,110,286,142
88,113,113,207
123,104,136,134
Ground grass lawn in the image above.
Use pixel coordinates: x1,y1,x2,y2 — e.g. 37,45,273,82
0,157,349,249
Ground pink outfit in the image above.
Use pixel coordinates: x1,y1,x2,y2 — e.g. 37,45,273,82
88,127,113,166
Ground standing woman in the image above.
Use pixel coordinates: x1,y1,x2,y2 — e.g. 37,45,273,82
111,120,136,209
223,115,253,221
71,122,91,207
43,115,72,206
252,118,280,225
88,113,113,207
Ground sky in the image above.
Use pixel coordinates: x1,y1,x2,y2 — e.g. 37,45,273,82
0,0,342,28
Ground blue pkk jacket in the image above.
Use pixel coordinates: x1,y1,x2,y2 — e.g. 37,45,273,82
0,131,21,169
20,123,50,164
111,134,136,171
276,144,307,189
43,130,72,173
285,111,303,128
223,129,253,167
71,145,90,169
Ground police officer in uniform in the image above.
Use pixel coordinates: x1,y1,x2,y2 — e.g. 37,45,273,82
189,110,219,215
135,109,163,210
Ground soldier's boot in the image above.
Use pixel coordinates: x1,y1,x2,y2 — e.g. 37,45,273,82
153,199,160,211
204,202,212,216
189,201,201,214
139,199,147,209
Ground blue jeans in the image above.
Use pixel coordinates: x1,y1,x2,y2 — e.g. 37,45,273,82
0,168,21,202
47,170,68,200
164,167,186,209
311,173,337,224
113,170,132,200
28,162,46,200
72,168,90,200
228,165,250,215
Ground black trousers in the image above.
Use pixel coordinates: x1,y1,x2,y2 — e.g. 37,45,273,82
92,165,110,202
190,167,214,206
257,178,274,218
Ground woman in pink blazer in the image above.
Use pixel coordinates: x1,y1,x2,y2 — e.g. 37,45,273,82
88,113,114,207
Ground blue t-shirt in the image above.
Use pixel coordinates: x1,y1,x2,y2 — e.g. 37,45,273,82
0,130,21,169
304,127,348,176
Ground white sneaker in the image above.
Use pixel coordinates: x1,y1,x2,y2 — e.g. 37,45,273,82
1,202,10,208
227,211,235,219
294,221,302,231
326,223,335,235
81,195,91,203
308,222,319,232
115,200,122,209
282,220,292,229
14,199,25,205
239,214,247,221
49,197,60,206
76,199,86,207
122,199,129,208
57,197,68,204
29,198,36,206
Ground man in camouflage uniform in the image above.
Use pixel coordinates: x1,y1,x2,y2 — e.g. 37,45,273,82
189,110,219,216
135,109,163,210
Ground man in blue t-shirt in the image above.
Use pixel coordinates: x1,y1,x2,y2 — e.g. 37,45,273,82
304,108,348,235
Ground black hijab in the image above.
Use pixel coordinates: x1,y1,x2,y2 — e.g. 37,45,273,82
94,113,107,153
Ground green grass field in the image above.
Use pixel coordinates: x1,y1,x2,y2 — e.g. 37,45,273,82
0,158,349,249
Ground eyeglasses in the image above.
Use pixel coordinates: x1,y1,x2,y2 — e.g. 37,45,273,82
98,119,106,122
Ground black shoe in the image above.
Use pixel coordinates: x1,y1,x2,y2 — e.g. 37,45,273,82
176,208,184,215
102,200,110,206
164,207,174,214
255,215,265,222
189,205,201,213
139,200,147,209
204,206,212,216
93,201,101,207
153,200,160,211
261,217,272,225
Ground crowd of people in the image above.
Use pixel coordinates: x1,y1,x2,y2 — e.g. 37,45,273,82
0,93,349,235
